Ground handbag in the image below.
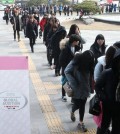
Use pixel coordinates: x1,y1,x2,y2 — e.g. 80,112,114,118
89,94,101,116
93,102,102,127
63,82,73,97
63,66,78,97
3,16,6,20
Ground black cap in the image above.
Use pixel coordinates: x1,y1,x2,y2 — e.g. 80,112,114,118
69,34,80,43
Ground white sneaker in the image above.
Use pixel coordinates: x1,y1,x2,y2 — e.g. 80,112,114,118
51,65,56,70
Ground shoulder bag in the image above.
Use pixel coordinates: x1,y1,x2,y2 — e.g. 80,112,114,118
63,66,78,97
89,94,101,116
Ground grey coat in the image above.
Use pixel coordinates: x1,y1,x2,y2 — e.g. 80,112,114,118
64,60,90,100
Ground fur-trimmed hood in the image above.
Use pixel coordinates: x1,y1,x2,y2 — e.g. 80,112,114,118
59,38,69,50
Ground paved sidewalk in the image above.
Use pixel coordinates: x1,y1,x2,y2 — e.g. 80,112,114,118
0,11,120,134
91,14,120,24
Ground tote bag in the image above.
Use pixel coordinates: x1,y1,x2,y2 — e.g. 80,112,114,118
89,94,101,116
63,82,73,97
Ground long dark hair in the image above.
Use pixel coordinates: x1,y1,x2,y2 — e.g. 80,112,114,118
67,24,79,37
73,50,94,74
105,46,116,69
93,34,106,54
93,34,105,46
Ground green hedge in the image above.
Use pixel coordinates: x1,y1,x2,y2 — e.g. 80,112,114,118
73,1,101,14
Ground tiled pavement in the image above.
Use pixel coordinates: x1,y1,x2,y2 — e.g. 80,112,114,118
0,11,120,134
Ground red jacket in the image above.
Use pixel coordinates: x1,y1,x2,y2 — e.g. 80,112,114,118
39,18,47,31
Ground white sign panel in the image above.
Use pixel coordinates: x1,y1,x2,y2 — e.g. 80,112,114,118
0,56,30,134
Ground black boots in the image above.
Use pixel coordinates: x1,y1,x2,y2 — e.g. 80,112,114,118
55,70,60,76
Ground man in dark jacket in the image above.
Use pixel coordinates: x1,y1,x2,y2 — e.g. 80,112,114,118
95,49,120,134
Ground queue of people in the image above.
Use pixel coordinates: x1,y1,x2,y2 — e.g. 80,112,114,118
4,6,120,133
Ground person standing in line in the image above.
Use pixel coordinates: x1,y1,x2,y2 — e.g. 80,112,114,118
94,46,116,82
70,6,73,15
63,5,67,16
43,17,55,47
65,50,94,132
66,24,86,102
59,34,81,102
90,34,107,66
10,10,22,42
54,5,57,15
67,6,70,16
95,49,120,134
59,4,62,16
67,24,86,51
51,26,67,76
26,15,38,53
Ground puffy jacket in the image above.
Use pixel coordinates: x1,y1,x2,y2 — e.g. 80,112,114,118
94,56,105,82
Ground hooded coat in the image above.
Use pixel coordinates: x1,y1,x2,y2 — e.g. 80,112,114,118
59,38,80,76
51,26,67,61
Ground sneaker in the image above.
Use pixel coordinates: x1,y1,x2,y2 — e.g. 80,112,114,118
51,65,54,70
71,112,76,122
51,65,56,69
62,96,67,102
78,123,87,132
53,65,56,69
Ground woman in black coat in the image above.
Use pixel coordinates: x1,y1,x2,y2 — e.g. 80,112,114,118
90,34,107,66
59,34,81,101
51,26,67,76
95,49,120,134
43,17,55,46
26,15,38,53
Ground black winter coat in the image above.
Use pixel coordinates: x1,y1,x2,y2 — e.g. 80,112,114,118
46,29,56,48
90,43,106,65
95,69,118,102
43,23,51,42
59,42,80,76
26,21,38,38
51,26,66,59
10,15,22,31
